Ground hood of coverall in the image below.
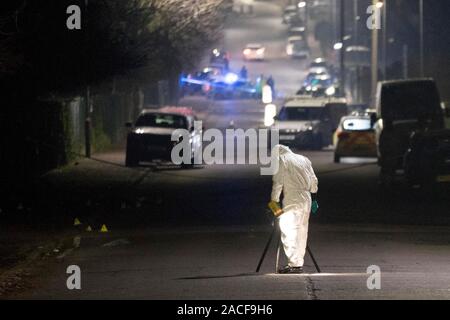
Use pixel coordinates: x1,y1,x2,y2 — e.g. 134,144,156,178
273,144,293,167
272,144,318,194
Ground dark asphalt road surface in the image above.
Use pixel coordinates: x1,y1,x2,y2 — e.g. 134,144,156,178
3,0,450,300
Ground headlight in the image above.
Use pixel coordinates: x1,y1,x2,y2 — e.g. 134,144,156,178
243,49,251,55
135,129,144,134
325,86,336,96
257,48,265,55
287,45,293,55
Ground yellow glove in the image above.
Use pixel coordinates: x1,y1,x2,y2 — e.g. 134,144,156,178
268,201,283,217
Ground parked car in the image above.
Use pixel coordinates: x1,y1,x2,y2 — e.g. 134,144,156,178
309,58,329,70
286,36,310,59
298,73,339,97
282,5,298,24
288,26,306,37
333,114,377,163
243,43,266,61
374,79,446,183
125,108,202,167
310,0,330,16
404,129,450,188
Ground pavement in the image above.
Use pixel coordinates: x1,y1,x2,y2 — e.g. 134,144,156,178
2,0,450,300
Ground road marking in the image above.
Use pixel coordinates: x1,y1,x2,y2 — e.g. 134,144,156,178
102,239,131,247
265,273,368,277
57,248,74,260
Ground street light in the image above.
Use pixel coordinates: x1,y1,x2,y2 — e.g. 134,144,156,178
382,0,387,80
419,0,424,77
370,0,383,101
339,0,346,96
84,0,91,158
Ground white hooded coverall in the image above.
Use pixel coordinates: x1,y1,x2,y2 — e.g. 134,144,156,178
271,145,318,267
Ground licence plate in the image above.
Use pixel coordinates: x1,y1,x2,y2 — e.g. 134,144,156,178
436,175,450,183
280,135,296,141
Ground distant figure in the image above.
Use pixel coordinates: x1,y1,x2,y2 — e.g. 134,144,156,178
223,57,230,71
240,66,248,79
266,76,274,89
255,74,265,97
266,75,275,97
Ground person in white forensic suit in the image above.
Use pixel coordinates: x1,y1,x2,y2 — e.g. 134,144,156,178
271,145,319,274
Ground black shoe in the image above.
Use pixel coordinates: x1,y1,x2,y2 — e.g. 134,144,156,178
278,266,303,274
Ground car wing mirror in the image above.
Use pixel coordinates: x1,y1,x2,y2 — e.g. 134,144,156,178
370,114,377,128
125,122,133,129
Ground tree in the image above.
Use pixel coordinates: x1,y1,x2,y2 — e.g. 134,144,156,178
0,0,230,96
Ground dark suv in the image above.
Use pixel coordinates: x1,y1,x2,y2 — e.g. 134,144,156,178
373,79,448,185
404,129,450,188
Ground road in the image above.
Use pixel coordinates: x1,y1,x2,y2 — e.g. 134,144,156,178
6,0,450,300
224,0,310,97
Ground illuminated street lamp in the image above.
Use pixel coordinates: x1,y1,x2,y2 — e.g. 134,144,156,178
339,0,346,96
371,0,384,100
297,1,308,27
334,42,343,51
419,0,424,77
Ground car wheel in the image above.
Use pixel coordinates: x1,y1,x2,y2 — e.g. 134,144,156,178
313,135,323,151
334,154,340,163
379,166,394,189
125,139,139,167
125,150,139,167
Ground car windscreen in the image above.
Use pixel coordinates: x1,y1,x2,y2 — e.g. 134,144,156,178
311,78,331,87
284,7,297,14
292,41,306,49
381,81,441,120
342,118,372,131
278,107,323,121
135,114,187,129
310,62,327,68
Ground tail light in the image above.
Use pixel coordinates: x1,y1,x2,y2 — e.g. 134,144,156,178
338,131,350,140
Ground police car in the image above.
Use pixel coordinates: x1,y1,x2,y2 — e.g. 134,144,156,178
272,96,347,150
333,112,377,163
